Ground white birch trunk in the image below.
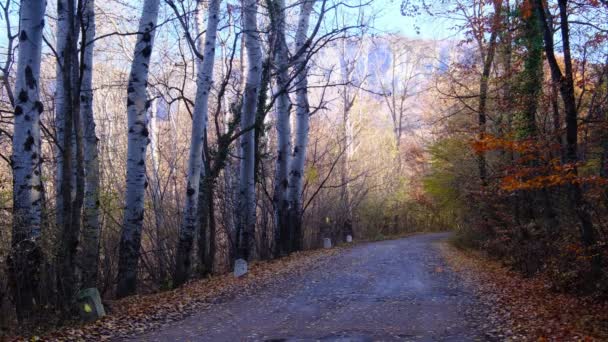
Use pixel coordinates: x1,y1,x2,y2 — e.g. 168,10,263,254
54,0,70,231
10,0,46,318
116,0,160,298
270,0,291,256
219,20,237,262
174,0,221,287
337,37,363,229
148,98,168,283
286,0,315,252
236,0,263,262
80,0,100,289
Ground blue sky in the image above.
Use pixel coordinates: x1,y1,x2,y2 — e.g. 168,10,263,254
372,0,457,40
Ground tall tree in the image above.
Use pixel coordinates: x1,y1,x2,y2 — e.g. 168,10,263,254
9,0,46,319
117,0,161,298
80,0,100,289
55,0,71,234
56,0,89,308
55,0,80,308
477,0,502,186
174,0,222,287
269,0,292,256
236,0,263,263
336,35,365,239
536,0,596,250
287,0,316,252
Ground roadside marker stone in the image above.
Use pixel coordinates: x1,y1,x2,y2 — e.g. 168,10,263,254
346,235,353,243
234,258,248,277
76,288,106,322
323,238,332,249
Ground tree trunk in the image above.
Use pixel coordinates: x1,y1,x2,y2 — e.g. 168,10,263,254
236,0,263,262
55,0,70,234
253,56,271,260
79,0,100,289
477,0,501,187
148,98,169,285
196,167,210,276
537,0,597,258
269,0,292,256
286,0,315,253
518,2,559,233
116,0,160,298
9,0,46,320
55,0,85,312
174,0,221,288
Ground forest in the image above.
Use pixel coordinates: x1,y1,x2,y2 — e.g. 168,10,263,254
0,0,608,338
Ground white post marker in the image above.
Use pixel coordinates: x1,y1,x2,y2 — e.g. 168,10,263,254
346,235,353,243
234,258,248,277
323,238,332,249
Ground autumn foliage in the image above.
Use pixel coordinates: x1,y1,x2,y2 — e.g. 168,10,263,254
420,0,608,298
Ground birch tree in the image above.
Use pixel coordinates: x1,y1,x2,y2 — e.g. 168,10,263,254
54,0,77,305
9,0,46,319
269,0,292,256
174,0,221,287
117,0,161,298
286,0,315,252
236,0,263,264
55,0,70,233
80,0,100,289
336,36,367,238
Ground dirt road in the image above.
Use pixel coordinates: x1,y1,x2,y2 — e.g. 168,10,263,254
133,233,490,341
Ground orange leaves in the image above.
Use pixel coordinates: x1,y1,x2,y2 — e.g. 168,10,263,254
471,134,539,154
470,134,608,192
499,162,608,192
521,0,534,19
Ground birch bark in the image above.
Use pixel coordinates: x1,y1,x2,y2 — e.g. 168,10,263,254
80,0,100,289
55,0,70,232
236,0,263,262
55,0,79,306
286,0,315,252
174,0,221,287
116,0,160,298
269,0,292,256
10,0,46,319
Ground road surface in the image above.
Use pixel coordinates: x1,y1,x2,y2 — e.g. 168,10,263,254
133,233,490,341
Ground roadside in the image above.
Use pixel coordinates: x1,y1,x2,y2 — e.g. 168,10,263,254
440,242,608,340
14,248,339,341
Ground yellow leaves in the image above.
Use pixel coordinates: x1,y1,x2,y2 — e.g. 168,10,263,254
305,165,319,184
